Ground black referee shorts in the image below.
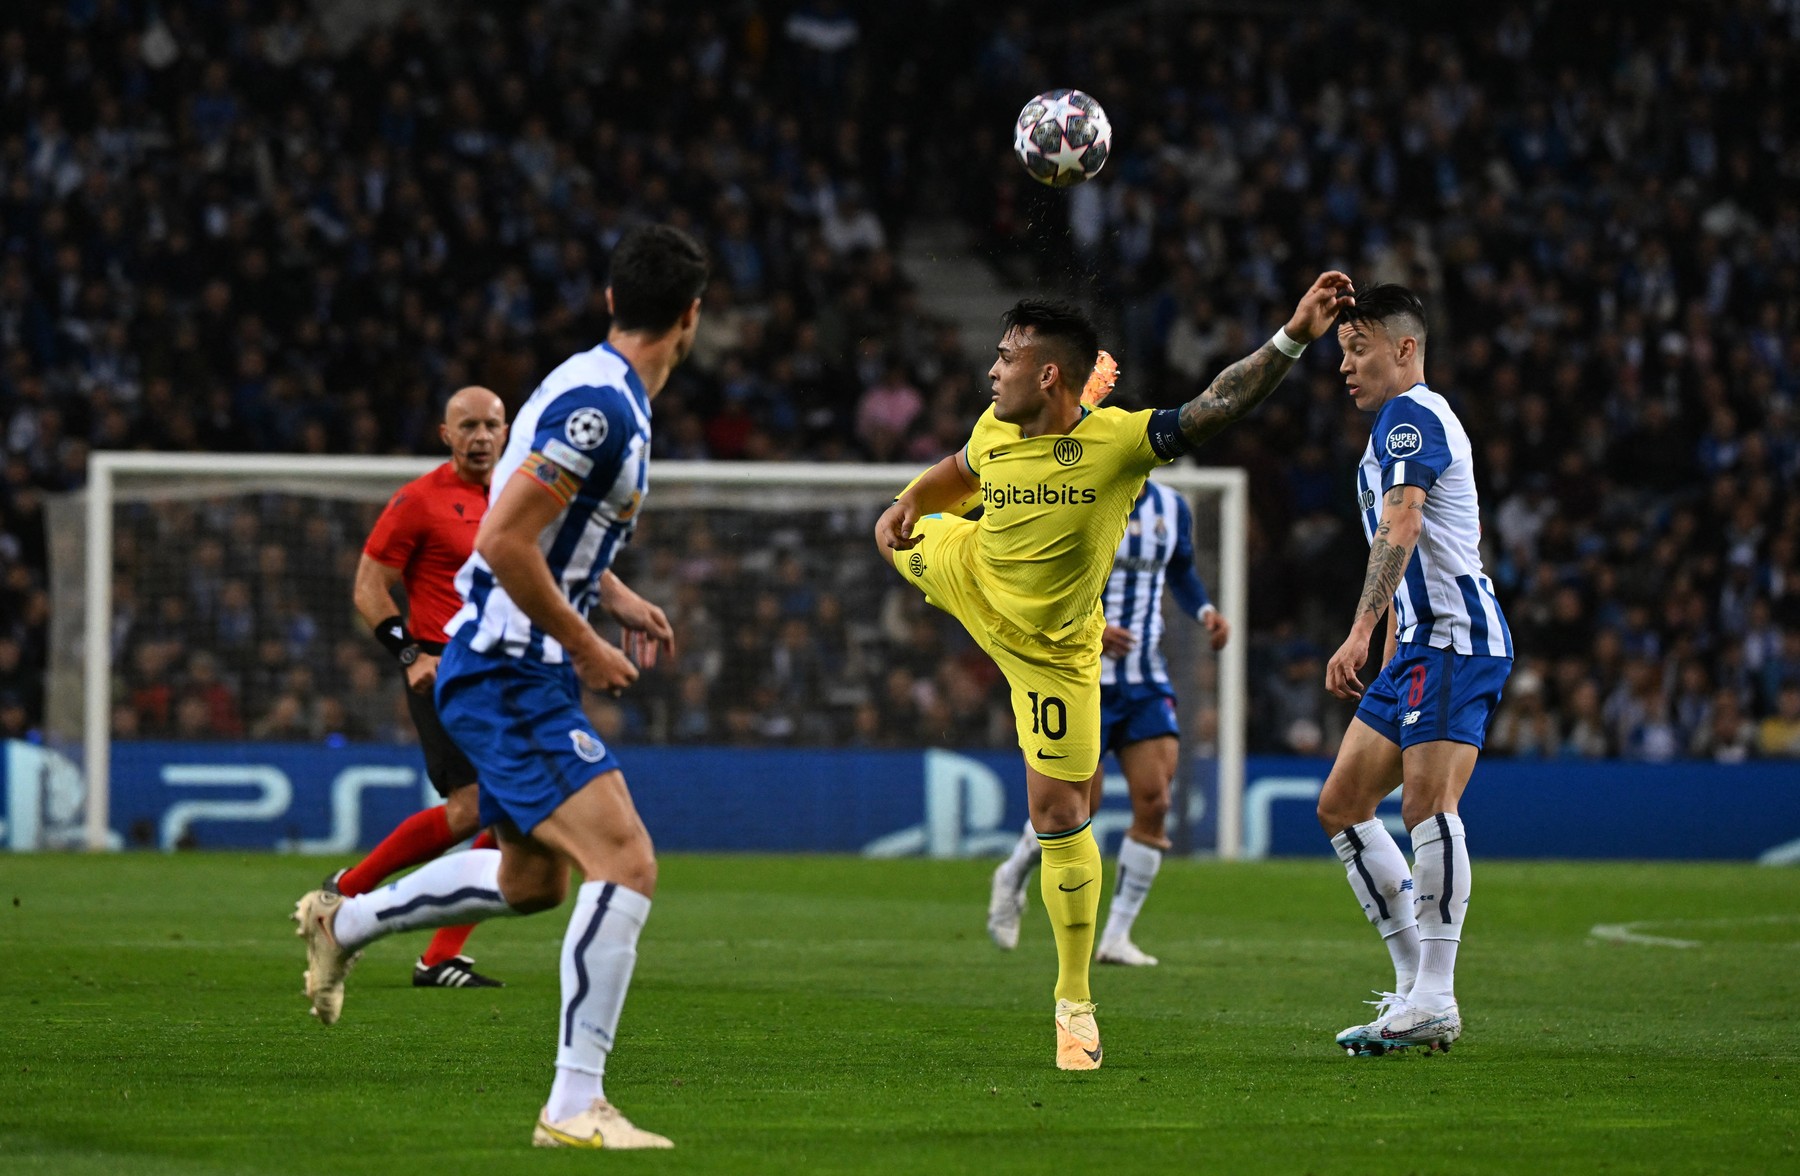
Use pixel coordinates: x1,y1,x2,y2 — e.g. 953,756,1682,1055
405,679,479,798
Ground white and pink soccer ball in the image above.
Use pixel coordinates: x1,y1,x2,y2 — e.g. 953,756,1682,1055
1013,89,1112,188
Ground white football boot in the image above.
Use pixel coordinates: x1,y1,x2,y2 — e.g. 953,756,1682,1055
1334,991,1407,1056
986,863,1027,951
1094,937,1159,967
293,888,358,1025
533,1100,673,1149
1339,993,1461,1056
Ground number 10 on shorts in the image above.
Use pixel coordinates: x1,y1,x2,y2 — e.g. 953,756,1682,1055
1027,691,1067,740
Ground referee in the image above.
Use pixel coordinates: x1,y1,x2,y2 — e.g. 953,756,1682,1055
327,385,509,988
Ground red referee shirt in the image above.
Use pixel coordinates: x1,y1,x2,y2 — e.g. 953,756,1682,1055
362,461,489,648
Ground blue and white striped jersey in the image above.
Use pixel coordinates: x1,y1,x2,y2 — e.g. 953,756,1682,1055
1100,481,1213,686
447,342,651,663
1356,383,1513,659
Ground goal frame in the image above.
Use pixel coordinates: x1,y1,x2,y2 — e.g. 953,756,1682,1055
79,452,1248,857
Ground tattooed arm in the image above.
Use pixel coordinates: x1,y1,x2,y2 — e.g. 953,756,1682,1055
1326,484,1428,700
1174,271,1356,449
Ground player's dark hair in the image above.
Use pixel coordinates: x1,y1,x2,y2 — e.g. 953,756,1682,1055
1340,282,1428,349
607,224,710,333
1001,298,1099,392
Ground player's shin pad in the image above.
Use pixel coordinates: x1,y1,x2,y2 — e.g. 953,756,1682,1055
1409,813,1470,941
1038,823,1101,1003
333,849,518,951
1330,819,1417,939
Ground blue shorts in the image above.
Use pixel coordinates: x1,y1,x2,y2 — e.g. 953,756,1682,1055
1356,643,1511,751
1099,680,1181,753
436,638,622,835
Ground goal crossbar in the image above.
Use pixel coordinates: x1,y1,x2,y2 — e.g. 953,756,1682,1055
78,452,1248,858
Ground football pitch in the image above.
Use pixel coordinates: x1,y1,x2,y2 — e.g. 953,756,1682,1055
3,854,1796,1175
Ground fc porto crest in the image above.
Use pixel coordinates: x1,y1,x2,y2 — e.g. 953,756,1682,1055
569,729,606,763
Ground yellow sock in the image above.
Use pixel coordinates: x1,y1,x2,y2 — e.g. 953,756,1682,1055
1037,822,1101,1003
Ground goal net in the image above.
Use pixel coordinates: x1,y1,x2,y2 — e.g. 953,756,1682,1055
42,454,1246,856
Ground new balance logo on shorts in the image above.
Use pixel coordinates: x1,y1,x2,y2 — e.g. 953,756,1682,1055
1401,710,1421,726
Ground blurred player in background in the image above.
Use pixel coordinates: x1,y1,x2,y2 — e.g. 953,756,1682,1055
294,225,706,1150
877,272,1352,1070
1317,284,1512,1057
987,477,1230,967
332,386,508,989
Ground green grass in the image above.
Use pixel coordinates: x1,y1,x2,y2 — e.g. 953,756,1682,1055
2,854,1797,1175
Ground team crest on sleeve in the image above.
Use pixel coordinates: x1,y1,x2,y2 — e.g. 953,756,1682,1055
565,407,609,450
570,729,607,763
1385,424,1423,458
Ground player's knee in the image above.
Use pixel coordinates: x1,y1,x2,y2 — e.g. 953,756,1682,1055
501,871,567,915
1400,796,1453,833
619,851,657,899
1133,786,1170,828
444,786,480,837
1316,787,1366,836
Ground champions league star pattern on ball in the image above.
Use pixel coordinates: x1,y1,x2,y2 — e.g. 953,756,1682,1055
1013,89,1113,187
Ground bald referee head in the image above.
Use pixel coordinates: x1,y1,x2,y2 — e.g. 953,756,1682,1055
441,386,507,486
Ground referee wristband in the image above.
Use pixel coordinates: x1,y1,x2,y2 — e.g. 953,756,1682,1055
373,615,411,660
1269,327,1307,359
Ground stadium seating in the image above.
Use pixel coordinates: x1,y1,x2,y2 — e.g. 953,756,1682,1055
0,4,1795,760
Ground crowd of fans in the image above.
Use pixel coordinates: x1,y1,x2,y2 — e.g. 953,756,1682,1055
1,2,1796,763
955,1,1800,761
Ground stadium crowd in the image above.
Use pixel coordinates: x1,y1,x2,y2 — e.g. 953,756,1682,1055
1,2,1797,763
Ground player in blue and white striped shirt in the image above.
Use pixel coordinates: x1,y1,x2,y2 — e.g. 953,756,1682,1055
987,480,1230,966
1316,284,1513,1057
293,225,707,1150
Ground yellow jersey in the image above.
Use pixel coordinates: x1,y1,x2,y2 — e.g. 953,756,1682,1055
963,404,1179,638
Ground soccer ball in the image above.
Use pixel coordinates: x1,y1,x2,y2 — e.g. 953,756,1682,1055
1013,89,1112,188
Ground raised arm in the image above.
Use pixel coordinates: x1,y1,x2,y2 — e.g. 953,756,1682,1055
1326,483,1428,699
1175,272,1355,449
874,449,979,555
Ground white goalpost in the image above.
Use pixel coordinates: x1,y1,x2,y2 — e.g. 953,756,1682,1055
61,452,1248,858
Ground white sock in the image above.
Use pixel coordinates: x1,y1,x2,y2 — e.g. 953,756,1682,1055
333,848,516,951
1330,818,1420,995
1099,836,1162,946
1408,813,1470,1007
545,880,652,1122
997,820,1040,891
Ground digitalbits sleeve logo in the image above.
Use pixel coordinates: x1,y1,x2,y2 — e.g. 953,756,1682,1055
1385,424,1423,458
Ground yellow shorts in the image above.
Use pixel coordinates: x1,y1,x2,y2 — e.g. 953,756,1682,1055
892,514,1103,782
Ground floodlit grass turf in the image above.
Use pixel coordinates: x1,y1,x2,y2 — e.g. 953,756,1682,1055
2,854,1797,1175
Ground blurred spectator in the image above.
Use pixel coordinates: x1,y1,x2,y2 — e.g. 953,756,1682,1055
1758,685,1800,758
0,4,1794,762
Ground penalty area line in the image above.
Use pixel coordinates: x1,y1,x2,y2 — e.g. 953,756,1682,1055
1589,922,1701,949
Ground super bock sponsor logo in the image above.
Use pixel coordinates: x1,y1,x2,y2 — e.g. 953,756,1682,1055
570,729,607,763
1385,423,1423,458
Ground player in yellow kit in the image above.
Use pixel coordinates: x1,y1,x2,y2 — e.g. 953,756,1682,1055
875,276,1353,1069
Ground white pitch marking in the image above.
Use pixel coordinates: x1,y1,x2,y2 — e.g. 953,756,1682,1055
1590,914,1800,949
1589,922,1701,949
